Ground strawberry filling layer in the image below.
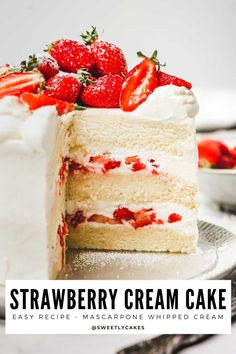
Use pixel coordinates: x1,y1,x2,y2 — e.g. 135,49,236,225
68,153,160,175
66,207,182,230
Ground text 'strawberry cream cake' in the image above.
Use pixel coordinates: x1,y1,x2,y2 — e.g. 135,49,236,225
0,27,199,281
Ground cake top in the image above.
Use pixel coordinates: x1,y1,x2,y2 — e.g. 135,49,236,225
0,26,198,117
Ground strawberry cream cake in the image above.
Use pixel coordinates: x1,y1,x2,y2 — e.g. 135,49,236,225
0,27,199,281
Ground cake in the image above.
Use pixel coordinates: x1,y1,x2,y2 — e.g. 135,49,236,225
0,28,199,282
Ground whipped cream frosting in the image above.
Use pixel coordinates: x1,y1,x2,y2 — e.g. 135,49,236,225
133,85,199,121
0,96,59,155
70,148,197,183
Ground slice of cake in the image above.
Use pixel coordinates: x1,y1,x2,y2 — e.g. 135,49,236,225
0,27,199,281
66,85,198,252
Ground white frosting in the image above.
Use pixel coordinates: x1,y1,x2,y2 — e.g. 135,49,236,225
21,106,58,156
134,85,199,121
0,99,62,283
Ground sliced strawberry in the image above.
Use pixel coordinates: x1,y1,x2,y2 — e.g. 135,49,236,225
168,213,182,223
120,51,161,111
20,92,75,115
131,162,146,172
104,160,121,171
133,208,157,229
158,71,192,90
125,155,140,164
113,207,134,222
198,139,231,168
152,169,159,175
88,214,121,224
89,153,112,164
0,71,43,98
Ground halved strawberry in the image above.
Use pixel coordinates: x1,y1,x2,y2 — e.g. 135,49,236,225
0,71,43,98
88,214,121,224
20,92,76,115
113,207,134,222
158,71,192,90
120,51,161,112
168,213,182,223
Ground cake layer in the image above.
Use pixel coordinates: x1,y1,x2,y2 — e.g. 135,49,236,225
67,223,197,253
72,110,196,156
67,173,197,208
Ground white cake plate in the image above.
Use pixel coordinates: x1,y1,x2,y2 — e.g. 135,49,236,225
1,220,236,317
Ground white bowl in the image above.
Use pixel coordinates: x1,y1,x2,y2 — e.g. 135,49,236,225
198,168,236,212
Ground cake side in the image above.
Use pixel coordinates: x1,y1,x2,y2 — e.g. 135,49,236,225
0,96,67,281
66,85,199,253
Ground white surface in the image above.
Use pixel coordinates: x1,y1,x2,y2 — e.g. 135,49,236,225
0,0,236,90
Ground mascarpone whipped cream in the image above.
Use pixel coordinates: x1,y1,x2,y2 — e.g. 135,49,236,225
0,96,58,154
133,85,199,121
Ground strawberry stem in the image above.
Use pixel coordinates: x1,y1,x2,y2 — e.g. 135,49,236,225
77,68,95,86
81,26,99,45
137,50,166,72
20,54,39,72
44,42,55,53
74,103,86,111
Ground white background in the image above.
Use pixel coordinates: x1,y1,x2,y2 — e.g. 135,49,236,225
0,0,236,89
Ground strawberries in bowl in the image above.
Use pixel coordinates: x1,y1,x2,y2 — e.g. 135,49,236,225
198,139,236,169
198,139,236,212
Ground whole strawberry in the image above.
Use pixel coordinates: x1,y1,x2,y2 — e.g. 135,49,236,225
80,74,124,108
44,73,81,103
81,26,128,77
38,58,59,80
20,54,59,80
47,39,95,73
